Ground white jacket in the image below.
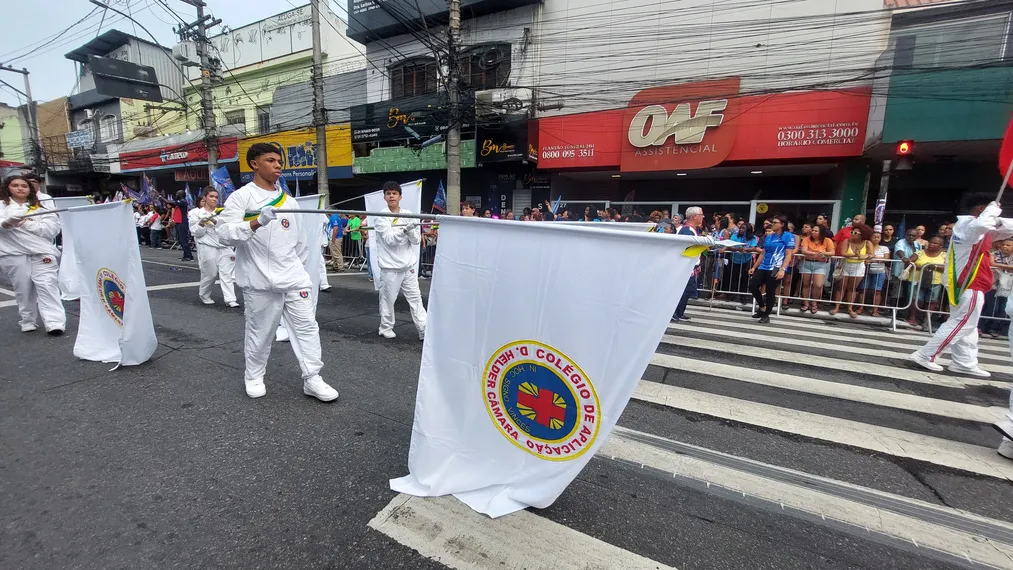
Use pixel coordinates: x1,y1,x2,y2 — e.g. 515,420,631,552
215,182,310,292
0,200,60,257
945,202,1013,291
373,207,421,271
189,207,227,249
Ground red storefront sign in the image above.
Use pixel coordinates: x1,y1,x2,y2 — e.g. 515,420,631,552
536,81,872,171
174,168,208,182
119,138,239,172
535,110,624,169
622,77,741,172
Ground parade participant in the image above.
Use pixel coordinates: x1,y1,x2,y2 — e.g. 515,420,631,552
173,190,194,261
0,175,65,334
216,143,338,402
188,187,239,308
374,181,427,340
910,196,1013,378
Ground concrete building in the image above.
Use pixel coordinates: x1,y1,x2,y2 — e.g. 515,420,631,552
0,102,27,168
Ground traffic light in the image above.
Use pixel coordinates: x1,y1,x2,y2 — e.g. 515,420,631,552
896,140,914,170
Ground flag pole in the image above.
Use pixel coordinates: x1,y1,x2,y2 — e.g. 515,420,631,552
999,157,1013,204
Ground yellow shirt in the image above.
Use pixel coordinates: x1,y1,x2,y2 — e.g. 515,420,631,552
913,251,945,285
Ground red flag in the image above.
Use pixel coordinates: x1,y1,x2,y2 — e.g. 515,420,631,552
999,114,1013,177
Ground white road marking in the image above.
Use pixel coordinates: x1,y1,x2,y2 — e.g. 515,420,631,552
0,287,15,297
631,381,1013,480
650,352,1005,424
683,313,1010,357
604,428,1013,569
686,305,1010,350
140,259,200,270
667,321,1013,373
659,335,1010,389
369,494,677,570
146,281,204,291
0,300,15,308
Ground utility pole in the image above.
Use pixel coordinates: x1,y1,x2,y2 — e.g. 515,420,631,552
310,0,329,203
445,0,462,215
178,1,220,179
0,65,43,172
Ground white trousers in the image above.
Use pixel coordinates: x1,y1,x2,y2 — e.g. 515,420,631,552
197,244,237,304
0,254,66,331
318,249,330,288
242,288,323,384
917,289,983,369
378,268,427,335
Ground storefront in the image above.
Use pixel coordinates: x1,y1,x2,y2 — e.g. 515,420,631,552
118,137,240,196
534,77,873,227
238,125,354,193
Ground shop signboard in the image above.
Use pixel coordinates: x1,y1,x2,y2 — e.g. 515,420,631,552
475,120,527,163
535,80,872,172
119,138,239,172
349,93,474,143
238,125,353,183
175,168,207,182
346,0,539,43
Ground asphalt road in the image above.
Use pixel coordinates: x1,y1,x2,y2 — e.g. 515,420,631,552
2,246,1012,570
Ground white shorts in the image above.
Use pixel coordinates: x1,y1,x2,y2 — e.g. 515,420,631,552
842,262,866,278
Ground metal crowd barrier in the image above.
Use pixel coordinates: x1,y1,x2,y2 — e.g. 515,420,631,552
700,251,916,331
910,263,1012,336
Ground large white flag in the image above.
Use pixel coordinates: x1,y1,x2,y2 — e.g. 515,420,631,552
363,179,423,291
275,194,326,344
53,196,94,301
390,217,712,517
61,202,157,366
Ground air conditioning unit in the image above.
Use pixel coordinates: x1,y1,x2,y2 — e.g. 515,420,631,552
172,42,197,65
475,88,531,117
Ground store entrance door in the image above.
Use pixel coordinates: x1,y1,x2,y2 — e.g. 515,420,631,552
750,200,841,232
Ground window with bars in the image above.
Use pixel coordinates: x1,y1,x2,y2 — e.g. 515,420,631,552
389,59,438,98
256,106,271,134
225,109,246,128
462,44,511,90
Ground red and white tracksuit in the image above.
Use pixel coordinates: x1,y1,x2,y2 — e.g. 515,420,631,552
916,203,1013,369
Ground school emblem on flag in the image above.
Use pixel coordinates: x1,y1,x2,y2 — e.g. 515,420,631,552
96,267,126,327
484,340,599,461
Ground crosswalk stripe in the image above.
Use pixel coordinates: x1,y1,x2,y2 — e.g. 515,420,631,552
649,353,1005,424
683,313,1010,357
631,381,1013,480
603,428,1013,569
660,335,1011,389
686,305,1011,350
667,322,1013,373
368,494,677,570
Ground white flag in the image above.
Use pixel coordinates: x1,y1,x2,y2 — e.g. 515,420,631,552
363,179,423,291
52,196,94,301
390,217,712,517
293,194,326,304
61,202,157,366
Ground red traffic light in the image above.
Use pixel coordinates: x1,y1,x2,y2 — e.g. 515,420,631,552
897,141,913,156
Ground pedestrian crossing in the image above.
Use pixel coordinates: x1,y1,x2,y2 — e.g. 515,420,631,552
371,304,1013,570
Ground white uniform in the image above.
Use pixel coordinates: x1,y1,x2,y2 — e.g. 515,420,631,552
0,200,66,332
913,203,1013,374
373,207,427,338
216,183,326,396
188,206,237,305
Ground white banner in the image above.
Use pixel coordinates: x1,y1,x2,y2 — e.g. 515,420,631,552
293,194,326,304
390,217,712,517
61,202,157,366
54,196,95,301
557,221,656,232
363,180,423,291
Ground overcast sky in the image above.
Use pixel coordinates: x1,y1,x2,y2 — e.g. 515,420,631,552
0,0,347,107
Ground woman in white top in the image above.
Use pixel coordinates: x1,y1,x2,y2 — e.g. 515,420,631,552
856,231,891,318
0,175,66,334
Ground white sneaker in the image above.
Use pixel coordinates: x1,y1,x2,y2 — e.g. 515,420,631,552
947,363,991,378
303,376,339,402
20,323,38,333
245,378,266,398
201,298,214,305
909,351,943,372
320,284,332,291
993,417,1013,440
379,330,396,339
275,327,290,342
999,438,1013,460
418,329,425,341
226,301,240,308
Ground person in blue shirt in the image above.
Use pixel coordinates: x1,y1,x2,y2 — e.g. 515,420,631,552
327,213,347,271
748,214,796,323
720,221,759,299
